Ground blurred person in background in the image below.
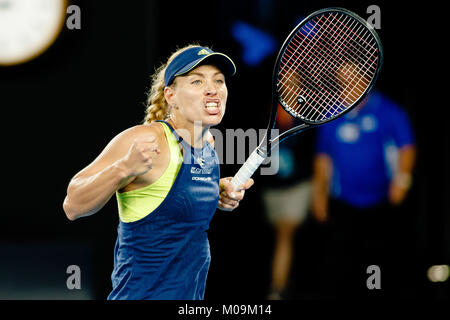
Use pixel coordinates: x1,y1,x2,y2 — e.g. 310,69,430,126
311,90,416,299
263,105,314,299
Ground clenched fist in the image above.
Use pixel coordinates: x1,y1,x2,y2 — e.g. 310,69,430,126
122,135,160,177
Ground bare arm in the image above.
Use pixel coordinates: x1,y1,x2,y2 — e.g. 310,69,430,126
63,159,132,221
388,144,416,205
311,153,332,223
63,125,162,221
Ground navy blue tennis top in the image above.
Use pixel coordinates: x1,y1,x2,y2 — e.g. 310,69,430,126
108,121,220,300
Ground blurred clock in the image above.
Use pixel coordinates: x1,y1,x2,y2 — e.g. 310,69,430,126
0,0,66,66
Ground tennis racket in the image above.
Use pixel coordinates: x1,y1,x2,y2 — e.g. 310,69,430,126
230,7,383,190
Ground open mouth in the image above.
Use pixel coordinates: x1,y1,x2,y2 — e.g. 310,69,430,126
205,101,220,115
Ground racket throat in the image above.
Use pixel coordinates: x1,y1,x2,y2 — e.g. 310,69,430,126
257,144,269,158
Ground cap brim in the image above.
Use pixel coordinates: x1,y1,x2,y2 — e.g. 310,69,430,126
174,53,236,79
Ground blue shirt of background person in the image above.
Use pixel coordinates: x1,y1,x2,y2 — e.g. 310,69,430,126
315,91,415,208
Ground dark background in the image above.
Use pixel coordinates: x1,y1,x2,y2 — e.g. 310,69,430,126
0,0,448,301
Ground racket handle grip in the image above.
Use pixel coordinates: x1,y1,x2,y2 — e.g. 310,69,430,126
231,148,267,190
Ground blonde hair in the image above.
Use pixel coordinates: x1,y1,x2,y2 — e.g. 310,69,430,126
143,43,206,124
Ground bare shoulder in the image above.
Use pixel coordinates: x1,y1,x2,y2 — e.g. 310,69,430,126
69,122,170,185
118,122,165,143
104,122,166,154
80,123,166,173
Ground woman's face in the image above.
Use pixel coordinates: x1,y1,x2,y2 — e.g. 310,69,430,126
167,64,228,127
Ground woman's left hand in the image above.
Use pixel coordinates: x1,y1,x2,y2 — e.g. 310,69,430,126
217,177,254,211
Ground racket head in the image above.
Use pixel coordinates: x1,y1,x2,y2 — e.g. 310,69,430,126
273,7,383,126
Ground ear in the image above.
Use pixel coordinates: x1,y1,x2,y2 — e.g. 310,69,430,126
164,86,176,107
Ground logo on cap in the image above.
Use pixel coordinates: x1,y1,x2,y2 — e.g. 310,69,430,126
197,49,210,56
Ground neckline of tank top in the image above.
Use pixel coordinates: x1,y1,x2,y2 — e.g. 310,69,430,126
156,120,214,152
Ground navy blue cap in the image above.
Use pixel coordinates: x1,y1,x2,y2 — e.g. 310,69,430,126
164,47,236,86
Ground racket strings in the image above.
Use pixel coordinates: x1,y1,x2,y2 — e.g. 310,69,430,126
283,36,347,116
302,15,374,114
284,39,342,111
327,13,378,56
284,13,374,106
277,11,380,123
280,14,377,120
291,17,358,98
323,15,377,65
280,14,376,117
278,15,339,118
321,14,378,103
278,19,342,111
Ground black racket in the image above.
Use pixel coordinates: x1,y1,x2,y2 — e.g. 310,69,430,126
230,7,383,189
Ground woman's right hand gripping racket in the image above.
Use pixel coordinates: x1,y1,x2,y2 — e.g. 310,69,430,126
230,7,383,190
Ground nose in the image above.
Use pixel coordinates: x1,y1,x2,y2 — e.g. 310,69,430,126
204,80,218,96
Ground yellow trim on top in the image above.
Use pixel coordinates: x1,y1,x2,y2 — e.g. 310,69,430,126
116,122,183,223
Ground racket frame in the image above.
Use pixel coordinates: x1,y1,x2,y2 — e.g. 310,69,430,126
264,7,383,154
230,7,383,190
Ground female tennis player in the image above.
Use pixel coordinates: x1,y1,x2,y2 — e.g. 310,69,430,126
62,44,254,300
